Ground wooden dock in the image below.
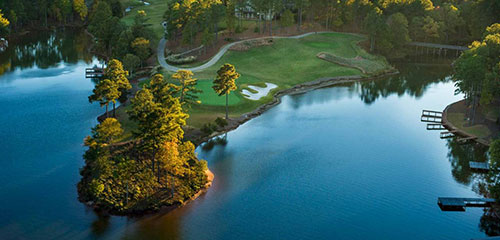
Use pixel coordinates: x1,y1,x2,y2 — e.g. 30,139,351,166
85,68,104,79
440,131,456,139
471,237,500,240
421,110,442,123
438,197,495,211
427,123,446,130
469,161,489,171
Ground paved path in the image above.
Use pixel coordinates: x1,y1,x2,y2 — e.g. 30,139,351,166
157,32,466,73
158,32,332,73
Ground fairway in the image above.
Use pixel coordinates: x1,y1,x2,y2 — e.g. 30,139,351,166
120,0,169,44
196,80,242,106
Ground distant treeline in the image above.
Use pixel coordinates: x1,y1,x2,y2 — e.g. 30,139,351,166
0,0,123,30
165,0,500,57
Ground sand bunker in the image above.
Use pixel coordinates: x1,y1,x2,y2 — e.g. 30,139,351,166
241,83,278,100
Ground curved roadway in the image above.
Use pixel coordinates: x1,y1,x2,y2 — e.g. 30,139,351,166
157,32,326,73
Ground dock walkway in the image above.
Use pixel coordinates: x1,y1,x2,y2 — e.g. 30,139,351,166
438,197,495,211
421,110,443,123
469,161,490,171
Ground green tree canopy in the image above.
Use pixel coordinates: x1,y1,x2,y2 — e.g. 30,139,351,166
213,63,239,119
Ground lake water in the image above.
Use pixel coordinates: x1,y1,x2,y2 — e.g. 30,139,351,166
0,30,494,239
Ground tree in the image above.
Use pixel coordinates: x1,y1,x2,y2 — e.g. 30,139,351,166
421,16,440,42
386,12,411,56
294,0,310,31
88,1,120,56
201,27,213,53
105,59,131,110
0,9,9,28
488,140,500,199
453,23,500,124
131,37,150,66
122,54,141,75
172,70,202,107
363,7,386,52
84,118,123,147
280,9,294,33
128,88,188,172
0,9,9,36
148,73,180,105
432,3,464,42
156,141,186,185
73,0,88,21
226,0,236,34
213,63,239,119
89,79,120,118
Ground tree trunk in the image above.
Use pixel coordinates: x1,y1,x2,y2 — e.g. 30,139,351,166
269,15,273,36
299,8,303,32
113,102,116,117
225,93,229,119
215,23,219,42
105,104,109,118
180,83,185,103
151,149,157,177
157,161,161,183
370,37,375,52
259,14,262,34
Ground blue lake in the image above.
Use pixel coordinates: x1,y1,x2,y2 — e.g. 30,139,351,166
0,30,493,239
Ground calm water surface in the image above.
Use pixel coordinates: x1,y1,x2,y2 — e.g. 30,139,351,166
0,31,494,239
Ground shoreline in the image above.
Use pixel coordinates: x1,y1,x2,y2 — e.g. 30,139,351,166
82,169,214,217
442,100,491,147
190,71,399,146
87,71,398,217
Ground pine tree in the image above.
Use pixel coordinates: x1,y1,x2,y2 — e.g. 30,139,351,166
213,64,239,119
89,79,120,118
172,70,202,107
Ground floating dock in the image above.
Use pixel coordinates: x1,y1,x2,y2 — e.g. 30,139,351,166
427,123,446,130
85,68,105,78
438,197,495,211
469,161,490,171
440,131,456,139
421,110,443,123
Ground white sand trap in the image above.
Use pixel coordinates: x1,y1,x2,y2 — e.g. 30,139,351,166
241,83,278,100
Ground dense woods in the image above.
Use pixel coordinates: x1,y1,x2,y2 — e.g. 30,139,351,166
164,0,500,57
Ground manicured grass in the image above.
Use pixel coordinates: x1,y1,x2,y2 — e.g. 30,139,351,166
120,32,391,131
120,0,169,44
196,80,241,106
448,112,491,138
190,33,365,88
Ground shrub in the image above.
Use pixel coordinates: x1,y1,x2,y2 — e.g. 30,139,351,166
235,25,243,33
166,54,197,65
215,117,228,127
254,27,259,33
201,122,218,134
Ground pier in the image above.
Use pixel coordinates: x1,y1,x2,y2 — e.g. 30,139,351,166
421,110,442,123
85,68,105,79
440,131,456,139
427,123,446,130
469,161,489,171
408,42,468,57
438,197,495,211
